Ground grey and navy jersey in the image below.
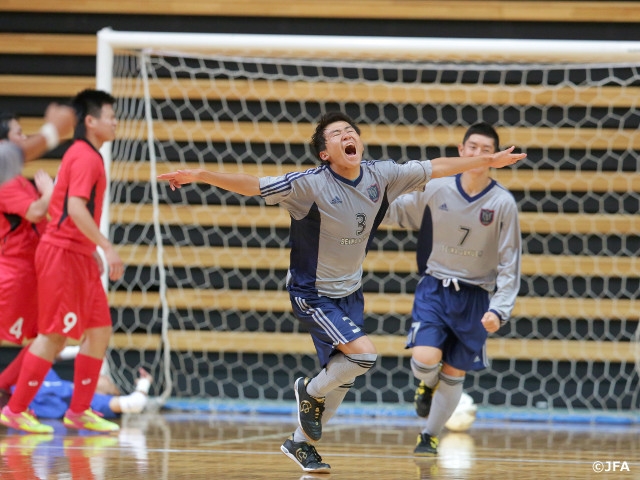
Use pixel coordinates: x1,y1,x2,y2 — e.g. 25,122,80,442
260,159,432,298
383,174,521,321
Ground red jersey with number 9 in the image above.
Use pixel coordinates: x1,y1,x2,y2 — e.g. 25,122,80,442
35,139,111,338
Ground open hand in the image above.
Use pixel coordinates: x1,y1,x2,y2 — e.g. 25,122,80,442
489,146,527,168
157,169,199,191
33,169,54,196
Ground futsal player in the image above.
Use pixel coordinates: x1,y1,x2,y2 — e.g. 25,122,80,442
0,89,124,434
0,112,66,407
157,111,525,472
382,122,522,455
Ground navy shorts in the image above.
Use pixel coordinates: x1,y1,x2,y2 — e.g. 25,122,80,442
406,275,489,371
290,289,366,368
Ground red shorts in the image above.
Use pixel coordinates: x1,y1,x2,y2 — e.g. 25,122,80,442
35,242,112,340
0,257,39,344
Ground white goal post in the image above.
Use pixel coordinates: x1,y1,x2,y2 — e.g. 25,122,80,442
96,28,640,419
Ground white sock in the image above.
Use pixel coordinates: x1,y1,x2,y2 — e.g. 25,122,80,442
306,353,376,398
424,372,464,437
411,357,441,388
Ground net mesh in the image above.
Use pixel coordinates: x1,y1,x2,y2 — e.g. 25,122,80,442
103,42,639,413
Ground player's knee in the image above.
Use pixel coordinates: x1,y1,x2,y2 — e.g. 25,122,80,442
410,357,440,381
339,334,377,356
412,346,441,367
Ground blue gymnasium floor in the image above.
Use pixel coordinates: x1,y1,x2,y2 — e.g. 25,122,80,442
163,397,640,426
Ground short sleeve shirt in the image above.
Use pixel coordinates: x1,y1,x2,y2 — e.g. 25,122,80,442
260,159,432,298
42,139,106,256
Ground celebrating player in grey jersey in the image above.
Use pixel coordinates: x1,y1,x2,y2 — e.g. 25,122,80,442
382,122,522,456
158,112,525,474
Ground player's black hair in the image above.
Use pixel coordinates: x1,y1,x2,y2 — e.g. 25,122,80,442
0,111,18,141
72,89,116,140
462,122,500,152
310,111,361,164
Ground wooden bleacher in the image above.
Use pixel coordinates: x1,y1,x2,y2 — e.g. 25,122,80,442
2,1,640,22
18,116,640,150
4,72,640,107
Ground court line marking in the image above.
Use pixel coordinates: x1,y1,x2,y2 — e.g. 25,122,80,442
198,423,353,446
28,444,640,469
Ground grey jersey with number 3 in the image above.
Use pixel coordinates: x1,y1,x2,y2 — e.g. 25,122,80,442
260,159,432,298
383,174,521,321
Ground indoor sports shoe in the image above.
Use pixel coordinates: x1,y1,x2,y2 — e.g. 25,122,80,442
280,434,331,473
294,377,325,441
414,381,437,418
0,406,53,434
414,432,439,456
63,408,120,433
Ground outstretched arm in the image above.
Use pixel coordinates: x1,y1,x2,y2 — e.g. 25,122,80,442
430,146,526,179
157,168,261,196
0,104,75,187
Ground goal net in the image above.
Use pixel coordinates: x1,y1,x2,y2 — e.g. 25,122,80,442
96,29,640,417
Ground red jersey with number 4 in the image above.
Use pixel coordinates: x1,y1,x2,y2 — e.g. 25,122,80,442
41,139,106,256
0,175,45,343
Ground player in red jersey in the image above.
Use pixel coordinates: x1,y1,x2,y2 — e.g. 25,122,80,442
0,113,55,407
0,90,124,434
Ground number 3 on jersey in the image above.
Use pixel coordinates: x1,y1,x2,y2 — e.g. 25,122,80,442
356,213,366,236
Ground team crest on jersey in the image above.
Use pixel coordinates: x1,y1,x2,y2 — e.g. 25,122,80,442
366,184,380,202
480,209,495,225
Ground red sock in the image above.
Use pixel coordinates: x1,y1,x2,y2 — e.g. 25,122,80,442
7,351,52,413
0,346,29,391
68,354,103,414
